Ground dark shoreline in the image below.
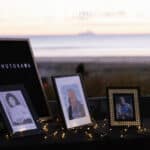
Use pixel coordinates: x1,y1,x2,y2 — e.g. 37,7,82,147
35,56,150,64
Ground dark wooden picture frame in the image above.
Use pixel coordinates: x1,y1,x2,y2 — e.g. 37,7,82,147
52,74,92,129
0,84,41,137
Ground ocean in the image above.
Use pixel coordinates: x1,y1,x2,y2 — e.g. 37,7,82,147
29,34,150,61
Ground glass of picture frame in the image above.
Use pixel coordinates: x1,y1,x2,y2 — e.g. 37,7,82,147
0,84,41,137
52,74,92,129
107,87,141,127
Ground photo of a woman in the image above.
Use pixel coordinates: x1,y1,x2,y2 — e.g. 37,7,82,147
54,75,92,129
67,89,85,120
5,93,33,126
0,86,38,134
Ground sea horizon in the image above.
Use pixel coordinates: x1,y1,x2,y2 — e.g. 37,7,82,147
0,33,150,63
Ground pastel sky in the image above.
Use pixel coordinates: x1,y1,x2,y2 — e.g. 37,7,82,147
0,0,150,35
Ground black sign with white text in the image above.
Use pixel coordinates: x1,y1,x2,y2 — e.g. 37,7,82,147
0,39,49,118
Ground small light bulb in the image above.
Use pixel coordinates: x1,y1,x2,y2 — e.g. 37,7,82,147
44,136,48,140
53,131,58,137
93,123,98,129
5,134,9,140
87,127,90,130
88,133,93,139
138,126,141,130
124,128,127,132
100,134,104,138
61,132,66,139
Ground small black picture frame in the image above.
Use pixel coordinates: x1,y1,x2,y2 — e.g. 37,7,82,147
0,84,41,137
107,87,141,127
52,74,92,129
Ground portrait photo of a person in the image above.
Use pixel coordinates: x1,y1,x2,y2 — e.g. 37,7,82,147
67,89,86,120
115,96,134,120
0,88,38,134
54,75,92,129
5,93,33,126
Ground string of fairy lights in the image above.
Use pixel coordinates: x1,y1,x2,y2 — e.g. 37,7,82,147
3,118,150,142
40,118,111,141
40,118,150,142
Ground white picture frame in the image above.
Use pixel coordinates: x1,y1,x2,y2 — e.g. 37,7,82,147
53,75,92,129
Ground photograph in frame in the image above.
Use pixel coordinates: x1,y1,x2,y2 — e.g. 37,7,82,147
108,88,141,126
0,85,41,137
53,75,92,129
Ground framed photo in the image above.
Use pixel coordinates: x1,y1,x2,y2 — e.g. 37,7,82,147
108,88,141,126
52,75,92,129
0,85,41,137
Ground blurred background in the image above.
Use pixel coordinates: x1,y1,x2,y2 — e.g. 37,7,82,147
1,0,150,100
